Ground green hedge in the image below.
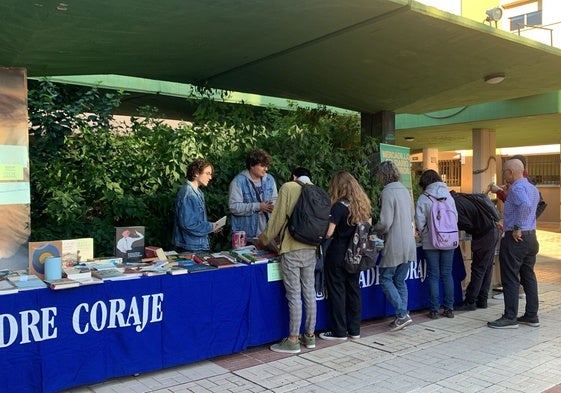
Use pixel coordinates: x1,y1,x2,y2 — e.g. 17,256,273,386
28,80,383,255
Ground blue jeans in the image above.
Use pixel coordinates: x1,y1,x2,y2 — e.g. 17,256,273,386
379,262,410,318
424,249,455,312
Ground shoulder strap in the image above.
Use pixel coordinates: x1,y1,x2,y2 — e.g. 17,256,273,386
246,177,263,202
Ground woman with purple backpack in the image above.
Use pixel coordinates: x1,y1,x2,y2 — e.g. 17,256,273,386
415,170,459,319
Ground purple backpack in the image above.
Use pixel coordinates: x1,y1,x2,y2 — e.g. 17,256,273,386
425,193,459,250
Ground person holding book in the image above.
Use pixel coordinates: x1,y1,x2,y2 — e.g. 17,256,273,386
229,149,278,241
173,158,222,253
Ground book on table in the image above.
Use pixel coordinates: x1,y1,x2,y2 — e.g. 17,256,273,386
44,278,81,290
0,280,18,295
207,256,236,268
63,266,92,280
167,266,188,275
74,276,104,286
175,258,216,273
7,274,48,290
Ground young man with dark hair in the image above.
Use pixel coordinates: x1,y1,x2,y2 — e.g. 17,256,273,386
229,149,278,241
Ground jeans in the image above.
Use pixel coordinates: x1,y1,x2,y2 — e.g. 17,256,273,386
379,262,410,318
424,249,455,312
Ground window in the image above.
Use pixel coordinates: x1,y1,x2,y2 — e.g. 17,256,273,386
526,10,542,26
438,160,461,187
527,155,560,185
509,10,542,31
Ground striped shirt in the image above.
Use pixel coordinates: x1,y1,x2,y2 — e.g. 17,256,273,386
503,177,540,231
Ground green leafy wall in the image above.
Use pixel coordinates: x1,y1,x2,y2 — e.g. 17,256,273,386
28,81,383,256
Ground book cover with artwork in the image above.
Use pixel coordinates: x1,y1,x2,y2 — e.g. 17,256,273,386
29,238,94,279
115,226,145,263
28,241,62,279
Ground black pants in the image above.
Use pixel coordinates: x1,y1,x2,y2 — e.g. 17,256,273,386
499,231,539,319
464,227,500,303
324,252,361,337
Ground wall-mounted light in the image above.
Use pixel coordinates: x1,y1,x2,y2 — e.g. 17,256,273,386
485,7,503,27
404,136,415,142
484,72,505,84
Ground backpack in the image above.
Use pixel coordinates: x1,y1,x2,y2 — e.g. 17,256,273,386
536,193,547,218
344,221,380,274
286,180,331,246
424,193,459,250
468,193,500,223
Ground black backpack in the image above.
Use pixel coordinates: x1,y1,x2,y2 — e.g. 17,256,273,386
286,181,331,246
344,221,379,273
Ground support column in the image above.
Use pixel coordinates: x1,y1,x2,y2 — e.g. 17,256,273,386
360,110,395,145
472,128,497,193
422,148,439,172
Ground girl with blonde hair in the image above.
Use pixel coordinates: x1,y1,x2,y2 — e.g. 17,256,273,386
319,171,371,341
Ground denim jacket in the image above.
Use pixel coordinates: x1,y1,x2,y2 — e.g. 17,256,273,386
173,181,213,251
228,170,277,239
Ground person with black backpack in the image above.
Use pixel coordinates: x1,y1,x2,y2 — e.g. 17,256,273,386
451,191,500,311
257,167,328,354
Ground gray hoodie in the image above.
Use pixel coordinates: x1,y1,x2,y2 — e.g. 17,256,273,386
415,181,458,250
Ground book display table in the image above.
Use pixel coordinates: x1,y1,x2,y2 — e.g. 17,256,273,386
0,249,465,393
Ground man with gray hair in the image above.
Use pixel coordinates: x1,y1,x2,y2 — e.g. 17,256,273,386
488,158,540,329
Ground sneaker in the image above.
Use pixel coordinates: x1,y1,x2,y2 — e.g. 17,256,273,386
301,334,316,348
270,337,301,353
389,314,412,332
517,315,540,327
456,301,476,311
319,331,347,341
492,292,526,300
349,334,361,339
428,311,439,319
442,309,455,318
487,316,519,329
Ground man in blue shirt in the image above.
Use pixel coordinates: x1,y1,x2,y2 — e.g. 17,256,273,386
488,158,540,329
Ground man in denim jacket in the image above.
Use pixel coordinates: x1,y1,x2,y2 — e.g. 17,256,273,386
229,149,278,241
173,158,220,252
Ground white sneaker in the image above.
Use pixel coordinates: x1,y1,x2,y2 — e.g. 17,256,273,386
492,292,526,300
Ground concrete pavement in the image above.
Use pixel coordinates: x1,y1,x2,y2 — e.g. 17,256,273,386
64,226,561,393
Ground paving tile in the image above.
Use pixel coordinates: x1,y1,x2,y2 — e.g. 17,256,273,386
72,226,561,393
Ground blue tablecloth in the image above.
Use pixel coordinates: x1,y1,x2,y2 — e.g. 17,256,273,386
0,248,465,393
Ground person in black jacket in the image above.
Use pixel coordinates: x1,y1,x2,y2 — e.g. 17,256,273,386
452,192,500,310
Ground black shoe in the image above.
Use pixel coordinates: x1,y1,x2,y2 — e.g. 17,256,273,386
517,315,540,327
456,301,476,311
442,309,455,318
476,300,488,309
487,316,519,329
428,311,439,319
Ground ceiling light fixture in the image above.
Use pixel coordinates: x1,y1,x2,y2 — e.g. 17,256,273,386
404,136,415,142
484,72,505,84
